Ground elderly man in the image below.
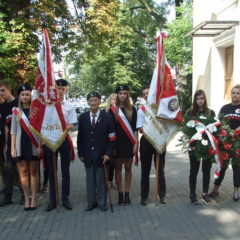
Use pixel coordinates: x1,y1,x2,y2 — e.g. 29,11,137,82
77,91,116,211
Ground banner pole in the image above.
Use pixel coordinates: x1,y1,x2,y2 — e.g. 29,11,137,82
104,163,114,212
154,153,160,202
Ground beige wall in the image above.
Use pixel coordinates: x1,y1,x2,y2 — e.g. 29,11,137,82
192,0,240,114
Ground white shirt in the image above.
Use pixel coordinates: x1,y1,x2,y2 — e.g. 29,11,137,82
136,106,146,129
61,100,78,125
90,109,100,124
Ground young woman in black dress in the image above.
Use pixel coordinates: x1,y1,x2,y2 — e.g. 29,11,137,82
112,85,138,205
11,85,41,210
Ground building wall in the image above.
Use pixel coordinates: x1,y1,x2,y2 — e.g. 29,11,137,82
192,0,240,114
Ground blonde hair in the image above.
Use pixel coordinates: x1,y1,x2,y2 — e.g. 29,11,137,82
105,93,117,112
115,90,133,122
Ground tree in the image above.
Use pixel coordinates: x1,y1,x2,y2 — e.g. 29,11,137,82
0,0,173,99
66,0,169,99
0,0,73,88
164,0,193,113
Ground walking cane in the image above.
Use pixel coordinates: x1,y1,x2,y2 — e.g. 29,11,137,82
154,153,160,202
52,152,60,208
104,163,114,212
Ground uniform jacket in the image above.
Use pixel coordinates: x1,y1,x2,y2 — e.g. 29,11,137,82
77,110,116,168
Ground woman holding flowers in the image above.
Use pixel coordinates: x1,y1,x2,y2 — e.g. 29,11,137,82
209,84,240,201
185,90,215,205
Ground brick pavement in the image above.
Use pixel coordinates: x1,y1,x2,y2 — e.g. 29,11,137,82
1,132,240,240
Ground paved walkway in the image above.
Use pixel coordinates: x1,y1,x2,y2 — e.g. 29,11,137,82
0,132,240,240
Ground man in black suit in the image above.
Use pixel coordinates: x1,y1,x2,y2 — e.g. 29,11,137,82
77,92,116,211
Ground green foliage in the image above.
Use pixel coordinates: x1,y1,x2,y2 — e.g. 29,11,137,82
1,0,188,101
164,1,193,114
0,0,73,88
67,0,169,99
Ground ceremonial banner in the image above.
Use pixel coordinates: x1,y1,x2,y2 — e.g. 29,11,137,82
29,28,68,152
143,32,182,153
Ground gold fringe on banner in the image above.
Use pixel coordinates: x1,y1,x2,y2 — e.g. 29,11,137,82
29,126,69,152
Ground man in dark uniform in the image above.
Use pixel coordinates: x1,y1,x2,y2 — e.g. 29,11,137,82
0,82,19,207
209,84,240,201
77,92,116,211
44,79,77,211
137,87,167,206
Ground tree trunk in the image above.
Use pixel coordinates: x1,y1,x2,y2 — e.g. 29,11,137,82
175,0,183,17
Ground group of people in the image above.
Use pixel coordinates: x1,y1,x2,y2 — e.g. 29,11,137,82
0,79,239,213
187,85,240,204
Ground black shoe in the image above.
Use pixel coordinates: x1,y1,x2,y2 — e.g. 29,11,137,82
99,206,107,212
19,194,25,205
190,194,199,205
63,199,73,210
118,192,124,206
124,192,131,206
159,197,166,204
0,197,13,208
24,207,31,211
202,193,212,203
85,202,98,211
45,202,57,212
0,187,6,194
140,199,147,206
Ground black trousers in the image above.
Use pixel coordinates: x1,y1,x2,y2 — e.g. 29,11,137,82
43,139,71,203
214,163,240,188
0,147,5,185
189,152,212,195
140,136,166,201
3,144,18,199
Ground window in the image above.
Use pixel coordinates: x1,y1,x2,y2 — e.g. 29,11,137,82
225,46,233,100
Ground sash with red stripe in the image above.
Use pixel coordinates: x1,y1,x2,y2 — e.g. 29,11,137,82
140,105,146,114
110,106,139,165
6,115,12,124
12,107,39,148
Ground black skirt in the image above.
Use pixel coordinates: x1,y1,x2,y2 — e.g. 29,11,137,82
114,106,137,158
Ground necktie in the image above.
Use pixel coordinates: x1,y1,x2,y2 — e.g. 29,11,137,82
92,114,96,129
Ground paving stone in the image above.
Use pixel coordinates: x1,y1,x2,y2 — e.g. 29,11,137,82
1,132,240,240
